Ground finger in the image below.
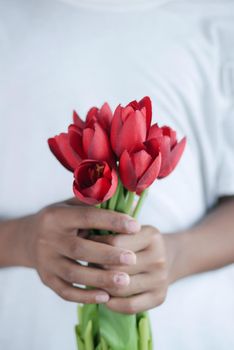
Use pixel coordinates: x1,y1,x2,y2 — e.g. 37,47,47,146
64,197,89,206
53,258,130,289
106,272,157,298
102,250,147,275
54,206,141,233
106,292,157,314
55,235,137,266
89,230,151,253
49,276,110,304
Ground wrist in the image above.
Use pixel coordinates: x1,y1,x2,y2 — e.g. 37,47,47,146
0,215,35,268
164,231,193,284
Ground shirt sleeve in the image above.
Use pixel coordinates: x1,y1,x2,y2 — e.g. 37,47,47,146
215,20,234,197
217,107,234,197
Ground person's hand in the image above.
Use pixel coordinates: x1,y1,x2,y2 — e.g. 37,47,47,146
19,199,141,304
90,225,176,314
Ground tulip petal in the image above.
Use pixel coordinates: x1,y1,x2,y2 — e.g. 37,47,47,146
81,177,110,200
147,123,162,140
118,110,147,156
159,137,186,178
111,104,123,155
68,125,86,159
99,102,113,131
132,149,152,179
122,105,135,122
136,153,161,194
144,138,162,158
48,134,80,171
88,123,115,165
162,126,177,148
119,150,137,192
82,128,94,156
138,96,152,131
73,110,85,130
86,107,99,125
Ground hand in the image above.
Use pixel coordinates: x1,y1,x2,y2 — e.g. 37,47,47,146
17,199,141,304
90,225,176,314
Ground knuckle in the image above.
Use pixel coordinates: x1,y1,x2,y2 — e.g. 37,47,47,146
66,268,76,283
125,299,138,314
150,231,162,246
70,239,83,260
156,292,167,306
111,235,122,248
155,257,167,270
144,224,160,234
58,287,71,301
144,224,154,231
80,209,91,226
40,207,57,227
160,270,169,284
40,274,51,287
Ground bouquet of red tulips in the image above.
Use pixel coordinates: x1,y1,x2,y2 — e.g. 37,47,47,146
48,97,186,350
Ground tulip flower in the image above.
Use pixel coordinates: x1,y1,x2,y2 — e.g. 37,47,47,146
48,133,81,171
119,143,161,195
147,124,186,178
73,160,118,205
73,102,113,133
111,96,152,157
48,120,115,172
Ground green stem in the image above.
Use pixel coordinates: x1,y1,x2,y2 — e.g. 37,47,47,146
101,201,108,209
115,183,126,213
124,191,135,215
108,179,121,210
132,190,148,218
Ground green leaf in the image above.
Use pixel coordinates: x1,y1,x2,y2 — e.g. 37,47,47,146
100,336,108,350
98,305,138,350
84,320,94,350
75,325,85,350
80,304,99,338
138,317,150,350
78,305,83,326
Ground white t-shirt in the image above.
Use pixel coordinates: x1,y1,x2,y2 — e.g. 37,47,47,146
0,1,234,349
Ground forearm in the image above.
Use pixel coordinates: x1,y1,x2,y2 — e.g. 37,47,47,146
167,197,234,283
0,216,33,267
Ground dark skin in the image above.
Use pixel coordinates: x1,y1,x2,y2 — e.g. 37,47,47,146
0,196,234,314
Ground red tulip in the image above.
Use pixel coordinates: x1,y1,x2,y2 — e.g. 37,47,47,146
73,110,85,130
147,124,186,178
48,133,81,171
48,103,115,171
73,103,112,133
119,143,161,195
111,96,152,157
86,102,113,132
69,122,115,166
48,121,115,172
73,160,118,205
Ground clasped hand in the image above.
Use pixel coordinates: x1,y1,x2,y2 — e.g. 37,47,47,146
25,199,172,314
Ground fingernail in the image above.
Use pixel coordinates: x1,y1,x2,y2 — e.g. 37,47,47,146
126,220,141,233
113,273,130,286
120,251,136,265
95,293,110,303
